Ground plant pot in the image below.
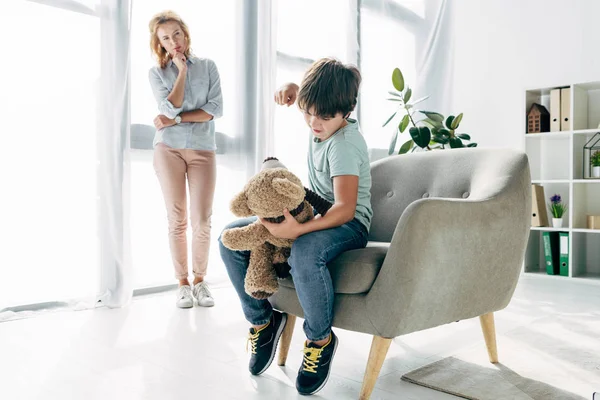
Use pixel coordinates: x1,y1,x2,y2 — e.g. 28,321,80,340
552,218,563,228
592,166,600,178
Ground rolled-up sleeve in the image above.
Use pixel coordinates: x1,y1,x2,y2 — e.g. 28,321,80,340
148,68,183,119
200,60,223,119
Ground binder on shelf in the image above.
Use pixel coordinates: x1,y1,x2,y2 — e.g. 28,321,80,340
531,184,549,227
559,232,569,276
550,88,561,132
560,87,571,131
542,231,560,275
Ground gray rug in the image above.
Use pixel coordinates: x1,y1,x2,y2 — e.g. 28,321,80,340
402,316,600,400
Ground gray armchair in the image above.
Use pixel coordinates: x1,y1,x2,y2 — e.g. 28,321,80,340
269,148,531,399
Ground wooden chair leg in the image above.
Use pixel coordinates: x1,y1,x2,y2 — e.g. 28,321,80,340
359,336,392,400
277,314,297,366
479,312,498,363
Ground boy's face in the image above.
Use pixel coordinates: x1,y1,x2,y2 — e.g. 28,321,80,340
303,109,348,142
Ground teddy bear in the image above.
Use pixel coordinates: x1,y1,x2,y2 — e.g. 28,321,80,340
220,157,331,300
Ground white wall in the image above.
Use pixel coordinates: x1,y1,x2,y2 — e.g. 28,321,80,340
451,0,600,149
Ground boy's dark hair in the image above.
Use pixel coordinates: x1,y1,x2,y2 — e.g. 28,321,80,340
297,58,361,118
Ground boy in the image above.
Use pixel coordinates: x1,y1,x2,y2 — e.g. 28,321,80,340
219,58,372,395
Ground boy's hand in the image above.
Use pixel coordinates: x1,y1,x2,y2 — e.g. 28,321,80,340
258,209,302,239
274,83,299,106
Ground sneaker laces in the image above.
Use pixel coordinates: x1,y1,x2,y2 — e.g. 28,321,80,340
302,345,324,373
246,330,260,354
178,285,191,299
196,282,213,299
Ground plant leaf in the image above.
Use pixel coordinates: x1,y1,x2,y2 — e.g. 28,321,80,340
433,134,449,144
451,113,463,130
457,133,471,140
410,126,431,148
418,119,436,130
420,111,444,123
445,115,455,129
408,95,430,107
392,68,405,92
386,98,403,102
388,129,399,155
399,114,410,133
449,137,464,148
467,143,478,147
398,139,413,155
437,128,450,137
388,91,402,98
403,87,412,103
423,118,443,129
382,111,397,127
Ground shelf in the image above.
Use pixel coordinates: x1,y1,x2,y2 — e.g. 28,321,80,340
525,131,571,139
532,179,570,184
571,273,600,284
523,271,569,279
572,179,600,183
524,81,600,284
573,129,600,135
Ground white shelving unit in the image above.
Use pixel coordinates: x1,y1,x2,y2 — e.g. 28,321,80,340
523,81,600,283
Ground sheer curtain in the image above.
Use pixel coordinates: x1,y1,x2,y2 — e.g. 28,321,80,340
0,0,134,314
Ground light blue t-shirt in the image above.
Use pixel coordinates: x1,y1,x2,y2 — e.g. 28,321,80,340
148,56,223,150
307,119,373,231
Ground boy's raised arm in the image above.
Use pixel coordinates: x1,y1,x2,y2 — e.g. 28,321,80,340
274,82,299,106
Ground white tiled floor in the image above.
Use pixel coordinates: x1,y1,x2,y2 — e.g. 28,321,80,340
1,274,599,400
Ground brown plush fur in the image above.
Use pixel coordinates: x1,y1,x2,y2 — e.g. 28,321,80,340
220,167,313,299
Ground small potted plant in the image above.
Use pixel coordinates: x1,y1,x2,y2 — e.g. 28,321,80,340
591,150,600,178
548,194,567,228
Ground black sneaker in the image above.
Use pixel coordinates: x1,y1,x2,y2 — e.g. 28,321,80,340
247,310,287,375
296,331,338,395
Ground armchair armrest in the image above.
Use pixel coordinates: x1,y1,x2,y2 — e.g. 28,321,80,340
365,169,530,338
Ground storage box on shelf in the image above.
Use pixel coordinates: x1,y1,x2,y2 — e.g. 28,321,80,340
524,81,600,283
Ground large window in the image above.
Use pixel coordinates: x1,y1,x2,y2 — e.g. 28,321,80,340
0,1,101,309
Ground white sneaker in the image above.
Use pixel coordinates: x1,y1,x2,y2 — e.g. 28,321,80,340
193,281,215,307
176,285,193,308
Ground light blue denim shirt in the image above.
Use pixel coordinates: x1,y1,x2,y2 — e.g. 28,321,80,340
148,56,223,150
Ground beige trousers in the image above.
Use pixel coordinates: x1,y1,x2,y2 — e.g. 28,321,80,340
153,143,216,279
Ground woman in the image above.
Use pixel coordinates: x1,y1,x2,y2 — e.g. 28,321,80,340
148,10,223,308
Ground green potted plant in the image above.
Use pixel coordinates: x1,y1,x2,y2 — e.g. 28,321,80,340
591,150,600,178
383,67,477,155
548,194,567,228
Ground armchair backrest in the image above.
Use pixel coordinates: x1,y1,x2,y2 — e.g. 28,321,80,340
368,148,529,242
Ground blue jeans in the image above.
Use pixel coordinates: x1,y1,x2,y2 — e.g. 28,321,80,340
218,217,368,341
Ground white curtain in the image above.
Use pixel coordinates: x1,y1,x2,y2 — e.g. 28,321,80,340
0,0,132,316
95,0,133,308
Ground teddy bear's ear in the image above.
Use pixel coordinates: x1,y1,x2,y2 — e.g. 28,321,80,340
272,178,305,200
230,191,253,217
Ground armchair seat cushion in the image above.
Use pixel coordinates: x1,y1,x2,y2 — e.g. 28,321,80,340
279,242,388,294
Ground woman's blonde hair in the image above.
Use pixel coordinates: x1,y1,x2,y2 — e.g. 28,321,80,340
149,10,191,69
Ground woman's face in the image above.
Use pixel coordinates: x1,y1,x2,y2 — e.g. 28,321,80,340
156,21,187,56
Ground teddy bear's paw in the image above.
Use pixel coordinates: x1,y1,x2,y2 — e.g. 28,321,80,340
249,290,275,300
